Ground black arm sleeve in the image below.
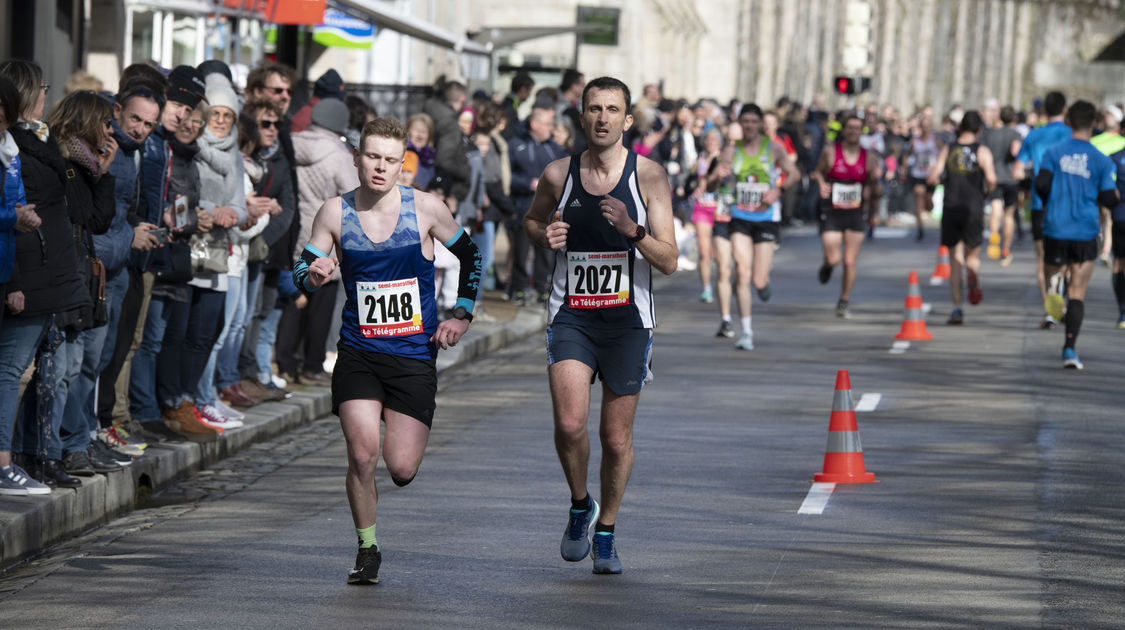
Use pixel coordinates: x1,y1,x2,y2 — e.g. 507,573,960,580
443,228,482,313
1035,168,1053,205
1098,188,1118,209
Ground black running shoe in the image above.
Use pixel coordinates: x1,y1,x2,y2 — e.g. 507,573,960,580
947,308,964,325
716,320,734,338
62,450,96,476
818,264,833,285
347,546,381,585
755,284,771,302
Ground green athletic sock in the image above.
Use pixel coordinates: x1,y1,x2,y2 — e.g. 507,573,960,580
356,525,377,549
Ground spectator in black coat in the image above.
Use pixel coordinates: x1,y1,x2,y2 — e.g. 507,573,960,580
421,78,471,202
507,103,566,303
501,71,535,140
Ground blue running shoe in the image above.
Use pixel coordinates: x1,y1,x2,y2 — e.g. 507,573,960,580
734,332,754,350
1062,348,1084,370
591,531,622,574
560,500,599,561
1117,313,1125,330
700,286,714,303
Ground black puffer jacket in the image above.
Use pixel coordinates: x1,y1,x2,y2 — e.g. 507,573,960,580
61,153,115,331
6,127,87,319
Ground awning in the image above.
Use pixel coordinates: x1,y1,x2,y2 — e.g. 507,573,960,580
330,0,491,56
468,25,608,49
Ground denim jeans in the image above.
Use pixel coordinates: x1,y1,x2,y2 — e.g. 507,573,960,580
237,262,264,380
256,305,283,384
472,220,496,295
0,314,50,452
216,267,253,389
198,274,244,404
61,268,129,453
181,288,224,404
130,294,173,423
13,325,79,461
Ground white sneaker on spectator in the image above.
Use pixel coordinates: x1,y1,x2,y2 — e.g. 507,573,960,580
199,404,244,429
271,374,288,389
212,399,246,421
1,464,51,495
98,428,145,458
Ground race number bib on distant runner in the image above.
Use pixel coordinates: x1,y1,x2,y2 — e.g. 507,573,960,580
736,182,770,211
567,251,630,309
831,182,863,210
716,194,734,223
357,278,423,337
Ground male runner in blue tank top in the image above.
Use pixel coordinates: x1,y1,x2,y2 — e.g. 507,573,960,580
294,117,482,585
524,77,678,574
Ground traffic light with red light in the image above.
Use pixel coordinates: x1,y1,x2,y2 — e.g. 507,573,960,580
834,76,872,95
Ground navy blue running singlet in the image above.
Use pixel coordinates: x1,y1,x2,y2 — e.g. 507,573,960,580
338,186,438,360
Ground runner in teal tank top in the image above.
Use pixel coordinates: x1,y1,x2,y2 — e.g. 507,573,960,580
294,117,482,586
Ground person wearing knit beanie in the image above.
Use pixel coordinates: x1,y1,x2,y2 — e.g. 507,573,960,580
167,65,206,108
310,98,350,138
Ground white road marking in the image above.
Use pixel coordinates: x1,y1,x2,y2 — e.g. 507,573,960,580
889,340,910,354
798,483,836,514
855,393,882,412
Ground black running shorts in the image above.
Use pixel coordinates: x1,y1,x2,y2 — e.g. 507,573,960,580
1043,237,1098,266
819,208,867,233
712,220,731,241
331,343,437,426
1031,210,1045,241
941,204,984,249
1113,221,1125,258
546,324,652,396
989,182,1019,207
729,219,779,243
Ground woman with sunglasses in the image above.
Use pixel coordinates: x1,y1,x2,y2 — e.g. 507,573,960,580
238,97,296,402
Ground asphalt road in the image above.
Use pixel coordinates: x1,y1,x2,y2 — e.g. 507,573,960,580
1,226,1122,629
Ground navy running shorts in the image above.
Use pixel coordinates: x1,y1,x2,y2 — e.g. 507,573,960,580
546,324,653,396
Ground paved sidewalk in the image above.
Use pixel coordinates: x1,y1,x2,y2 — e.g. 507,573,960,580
0,294,546,570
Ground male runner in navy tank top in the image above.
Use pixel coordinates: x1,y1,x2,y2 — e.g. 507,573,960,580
294,117,482,585
524,77,678,574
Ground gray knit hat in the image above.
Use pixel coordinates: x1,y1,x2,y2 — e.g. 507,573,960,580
310,98,349,136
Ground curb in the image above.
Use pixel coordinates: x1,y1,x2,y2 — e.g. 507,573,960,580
0,309,547,570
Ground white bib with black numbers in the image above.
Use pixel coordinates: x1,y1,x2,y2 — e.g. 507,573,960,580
735,182,770,211
356,278,423,337
567,251,630,309
831,182,863,210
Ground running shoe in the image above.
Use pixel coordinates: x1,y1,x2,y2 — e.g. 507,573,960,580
1,464,50,495
90,438,133,467
1040,315,1058,330
986,232,1001,260
716,320,734,338
1118,314,1125,330
347,546,382,585
967,269,982,305
99,427,144,458
107,421,147,453
734,332,754,350
756,283,771,303
700,286,714,303
947,308,964,325
1000,251,1012,267
835,299,851,319
1044,272,1066,322
560,499,600,562
817,263,833,285
591,532,623,575
199,404,244,430
1062,347,1084,370
212,398,246,421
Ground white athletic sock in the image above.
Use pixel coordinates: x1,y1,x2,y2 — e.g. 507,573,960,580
741,316,752,335
722,315,731,323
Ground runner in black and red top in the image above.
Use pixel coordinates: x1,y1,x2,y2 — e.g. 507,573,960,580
814,114,883,318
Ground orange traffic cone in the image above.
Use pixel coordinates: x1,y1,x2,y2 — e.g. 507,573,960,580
895,270,933,341
929,245,951,285
814,370,877,484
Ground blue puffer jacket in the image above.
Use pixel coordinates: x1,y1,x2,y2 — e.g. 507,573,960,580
1,148,26,283
95,121,144,273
